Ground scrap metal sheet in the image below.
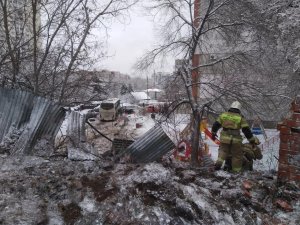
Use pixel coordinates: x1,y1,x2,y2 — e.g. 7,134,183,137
0,88,65,155
119,125,175,163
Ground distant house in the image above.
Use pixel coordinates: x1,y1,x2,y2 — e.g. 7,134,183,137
131,91,150,102
120,91,151,104
144,89,163,100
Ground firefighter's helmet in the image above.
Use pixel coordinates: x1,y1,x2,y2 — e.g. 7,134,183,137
230,101,242,111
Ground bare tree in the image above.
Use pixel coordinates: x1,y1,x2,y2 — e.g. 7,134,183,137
0,0,138,104
0,0,33,86
136,0,300,166
136,0,221,166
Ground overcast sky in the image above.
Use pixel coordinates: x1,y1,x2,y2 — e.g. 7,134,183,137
100,7,174,77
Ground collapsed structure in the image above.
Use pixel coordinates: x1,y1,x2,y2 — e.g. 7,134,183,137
0,88,176,162
0,88,65,155
1,88,299,187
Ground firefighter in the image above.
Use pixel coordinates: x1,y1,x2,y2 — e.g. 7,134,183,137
223,142,263,171
242,142,263,170
211,101,258,172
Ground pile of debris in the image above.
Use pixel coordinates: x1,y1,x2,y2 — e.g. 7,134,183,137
0,155,299,225
0,89,299,224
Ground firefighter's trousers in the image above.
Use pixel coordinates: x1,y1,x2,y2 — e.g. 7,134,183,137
216,142,243,172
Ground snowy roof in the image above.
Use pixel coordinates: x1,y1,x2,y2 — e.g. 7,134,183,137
139,99,158,104
91,101,102,105
121,102,135,107
102,98,120,104
144,88,163,93
131,91,150,100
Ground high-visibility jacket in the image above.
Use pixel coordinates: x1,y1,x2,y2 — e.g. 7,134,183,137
216,111,250,144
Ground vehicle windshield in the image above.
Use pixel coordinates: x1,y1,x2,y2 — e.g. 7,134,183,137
101,103,114,110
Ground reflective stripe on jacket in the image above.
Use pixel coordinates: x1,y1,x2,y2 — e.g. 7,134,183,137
217,112,249,144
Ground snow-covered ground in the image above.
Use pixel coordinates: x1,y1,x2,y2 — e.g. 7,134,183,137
1,108,299,225
1,155,299,225
255,129,280,172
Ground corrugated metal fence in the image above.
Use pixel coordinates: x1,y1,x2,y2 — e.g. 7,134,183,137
0,88,65,155
118,125,175,163
67,111,86,146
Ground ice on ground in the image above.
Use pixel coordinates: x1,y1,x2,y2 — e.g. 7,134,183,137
124,163,172,185
79,196,97,213
68,147,99,161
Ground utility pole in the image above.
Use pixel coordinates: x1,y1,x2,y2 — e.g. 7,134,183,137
153,70,155,88
146,74,149,99
153,70,157,100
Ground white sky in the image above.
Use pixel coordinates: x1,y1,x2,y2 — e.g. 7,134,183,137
100,6,174,77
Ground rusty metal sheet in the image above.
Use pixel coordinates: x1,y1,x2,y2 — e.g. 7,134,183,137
119,125,175,163
0,88,65,155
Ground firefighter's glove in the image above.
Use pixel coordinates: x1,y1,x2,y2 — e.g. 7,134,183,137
253,147,263,160
244,150,255,161
249,136,260,145
212,132,217,141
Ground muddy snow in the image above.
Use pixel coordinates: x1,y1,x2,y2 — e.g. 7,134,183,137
0,154,299,225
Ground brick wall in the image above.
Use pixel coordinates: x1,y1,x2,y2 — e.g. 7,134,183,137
277,96,300,183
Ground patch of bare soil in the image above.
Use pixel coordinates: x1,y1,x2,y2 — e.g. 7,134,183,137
81,173,118,203
59,202,82,225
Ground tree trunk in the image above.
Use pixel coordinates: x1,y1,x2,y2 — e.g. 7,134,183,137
191,110,201,166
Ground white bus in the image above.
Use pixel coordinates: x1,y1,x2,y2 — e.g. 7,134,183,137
99,98,121,121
